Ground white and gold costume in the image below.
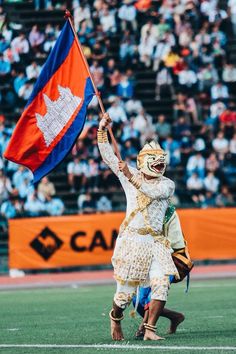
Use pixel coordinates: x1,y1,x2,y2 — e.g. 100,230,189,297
98,130,179,309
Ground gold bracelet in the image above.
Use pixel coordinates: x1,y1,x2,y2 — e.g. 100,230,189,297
97,129,108,143
129,175,141,189
144,323,157,332
109,309,124,322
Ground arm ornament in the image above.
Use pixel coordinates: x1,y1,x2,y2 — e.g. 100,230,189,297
97,129,108,143
128,174,141,189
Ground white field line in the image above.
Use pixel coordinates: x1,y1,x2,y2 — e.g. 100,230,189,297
0,344,235,351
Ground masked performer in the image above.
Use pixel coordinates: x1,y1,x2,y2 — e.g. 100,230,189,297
134,207,193,339
97,113,179,341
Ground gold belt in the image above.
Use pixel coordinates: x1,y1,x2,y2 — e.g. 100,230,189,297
126,226,171,248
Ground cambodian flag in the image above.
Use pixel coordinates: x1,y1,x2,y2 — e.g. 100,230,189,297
4,19,94,183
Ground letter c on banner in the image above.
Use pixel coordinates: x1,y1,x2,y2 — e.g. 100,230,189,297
70,231,87,252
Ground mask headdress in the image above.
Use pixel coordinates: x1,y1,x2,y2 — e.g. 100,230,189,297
137,141,167,177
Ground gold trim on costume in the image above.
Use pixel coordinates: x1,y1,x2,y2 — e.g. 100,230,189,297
97,129,108,143
114,275,141,287
129,175,141,189
138,149,165,157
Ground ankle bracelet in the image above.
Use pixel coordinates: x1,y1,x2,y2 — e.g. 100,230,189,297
109,309,124,322
144,323,157,332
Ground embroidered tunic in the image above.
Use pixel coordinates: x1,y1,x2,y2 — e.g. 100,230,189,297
98,138,179,285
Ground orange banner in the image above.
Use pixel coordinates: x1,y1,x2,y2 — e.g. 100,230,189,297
9,209,236,269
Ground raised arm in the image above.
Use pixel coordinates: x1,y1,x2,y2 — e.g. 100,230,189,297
97,113,121,176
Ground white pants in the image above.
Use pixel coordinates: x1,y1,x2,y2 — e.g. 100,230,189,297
114,258,170,309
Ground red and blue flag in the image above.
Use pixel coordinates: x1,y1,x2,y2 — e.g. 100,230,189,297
4,20,94,183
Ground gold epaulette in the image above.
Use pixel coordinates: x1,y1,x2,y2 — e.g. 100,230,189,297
97,129,108,143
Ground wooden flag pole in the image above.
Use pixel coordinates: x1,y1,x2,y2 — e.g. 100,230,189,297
65,10,122,161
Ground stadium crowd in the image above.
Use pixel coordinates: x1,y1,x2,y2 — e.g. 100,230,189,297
0,0,236,223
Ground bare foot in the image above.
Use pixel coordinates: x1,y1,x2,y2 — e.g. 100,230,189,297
144,329,165,341
110,318,124,341
167,313,185,334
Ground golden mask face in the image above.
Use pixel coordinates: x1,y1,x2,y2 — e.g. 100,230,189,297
137,152,167,177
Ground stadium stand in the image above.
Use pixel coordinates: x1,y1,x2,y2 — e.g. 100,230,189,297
0,0,236,272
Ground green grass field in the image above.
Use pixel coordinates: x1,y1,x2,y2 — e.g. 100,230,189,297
0,279,236,354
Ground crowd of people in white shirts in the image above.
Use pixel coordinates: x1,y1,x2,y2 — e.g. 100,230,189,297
0,0,236,223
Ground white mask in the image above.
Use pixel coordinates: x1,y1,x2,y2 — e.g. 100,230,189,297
137,141,167,178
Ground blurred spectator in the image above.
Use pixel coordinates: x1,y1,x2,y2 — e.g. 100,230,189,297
43,33,56,53
155,63,174,100
117,74,133,99
216,186,234,207
132,109,153,143
87,158,99,191
206,153,220,172
153,39,171,71
11,32,29,56
24,191,45,217
67,156,88,192
34,0,52,10
178,67,198,92
201,191,216,208
18,79,34,100
45,195,64,216
90,60,104,90
210,100,226,119
118,0,137,32
198,64,219,92
219,109,236,123
28,25,45,52
81,192,96,214
222,63,236,83
155,114,171,140
125,98,143,115
163,48,180,69
37,176,56,201
18,177,34,200
122,119,140,142
74,2,91,31
186,153,205,179
211,82,229,102
107,98,127,124
121,139,138,160
193,137,206,152
1,195,23,219
212,131,229,157
0,6,6,29
12,166,32,190
26,61,41,80
0,53,10,78
100,7,116,34
173,116,191,139
222,63,236,94
119,30,136,64
186,172,204,204
138,29,156,67
229,0,236,35
162,136,181,167
0,170,13,203
229,133,236,155
13,71,27,95
203,172,220,194
173,93,198,122
96,194,112,212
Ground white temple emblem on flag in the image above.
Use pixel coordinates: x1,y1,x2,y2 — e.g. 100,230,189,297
36,85,82,147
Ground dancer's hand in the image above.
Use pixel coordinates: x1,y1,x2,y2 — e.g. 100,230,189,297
118,161,132,179
99,113,112,130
